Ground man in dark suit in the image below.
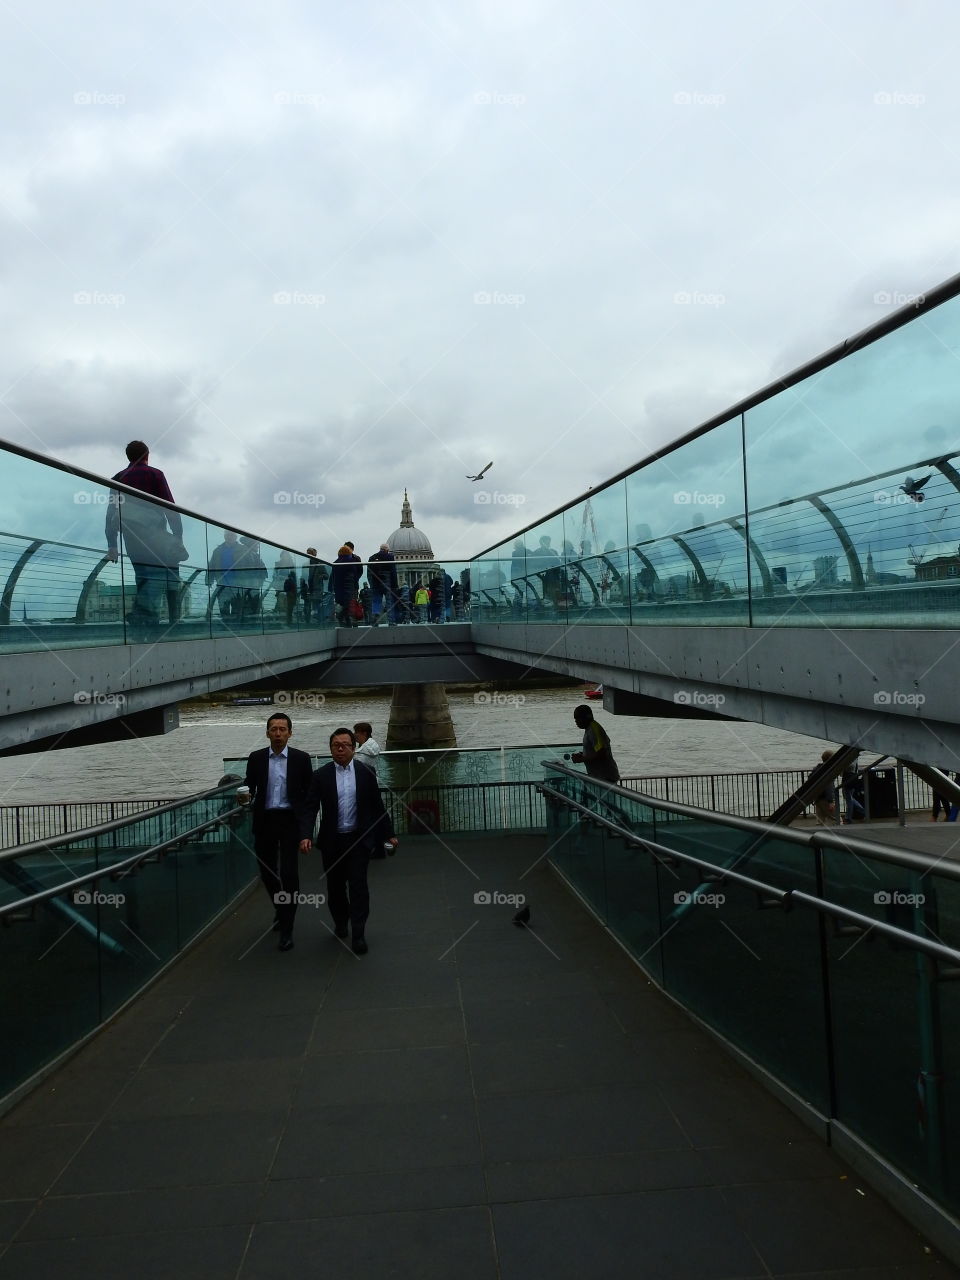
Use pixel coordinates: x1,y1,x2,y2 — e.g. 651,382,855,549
299,727,397,954
244,712,315,951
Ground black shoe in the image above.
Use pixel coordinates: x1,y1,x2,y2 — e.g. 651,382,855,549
278,934,294,952
352,936,368,955
334,923,349,939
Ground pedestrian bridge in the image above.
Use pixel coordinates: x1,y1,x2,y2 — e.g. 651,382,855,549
2,771,959,1274
4,274,960,766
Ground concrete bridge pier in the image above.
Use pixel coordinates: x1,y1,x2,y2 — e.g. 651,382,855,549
385,683,456,748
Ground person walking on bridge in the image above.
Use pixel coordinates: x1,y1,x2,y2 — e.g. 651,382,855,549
105,440,185,632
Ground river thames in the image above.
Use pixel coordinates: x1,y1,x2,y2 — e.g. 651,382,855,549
0,685,837,803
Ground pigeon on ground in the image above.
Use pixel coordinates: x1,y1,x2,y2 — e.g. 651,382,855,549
512,904,530,927
900,475,931,503
467,462,493,481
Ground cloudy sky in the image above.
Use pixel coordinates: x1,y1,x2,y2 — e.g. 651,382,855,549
2,0,957,563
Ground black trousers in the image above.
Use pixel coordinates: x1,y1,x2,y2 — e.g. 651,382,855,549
320,831,371,936
253,810,301,934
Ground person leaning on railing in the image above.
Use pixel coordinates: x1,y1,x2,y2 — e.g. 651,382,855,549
571,704,620,783
813,750,840,825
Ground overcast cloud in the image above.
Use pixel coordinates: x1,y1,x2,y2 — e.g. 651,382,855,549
1,0,957,560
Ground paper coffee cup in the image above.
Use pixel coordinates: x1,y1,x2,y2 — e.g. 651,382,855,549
237,786,251,805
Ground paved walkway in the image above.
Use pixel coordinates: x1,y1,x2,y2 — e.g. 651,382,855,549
0,835,956,1279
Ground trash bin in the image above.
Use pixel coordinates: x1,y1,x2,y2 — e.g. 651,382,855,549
864,768,899,819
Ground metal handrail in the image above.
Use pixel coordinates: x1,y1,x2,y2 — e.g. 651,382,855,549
0,807,245,917
0,782,238,864
539,779,960,965
539,760,960,881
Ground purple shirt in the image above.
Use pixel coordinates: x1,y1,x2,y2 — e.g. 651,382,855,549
105,460,182,551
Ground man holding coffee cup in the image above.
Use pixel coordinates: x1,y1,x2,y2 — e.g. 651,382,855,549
242,713,315,951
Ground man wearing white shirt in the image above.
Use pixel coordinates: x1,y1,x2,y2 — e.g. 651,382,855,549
244,713,315,951
353,721,381,776
301,728,397,953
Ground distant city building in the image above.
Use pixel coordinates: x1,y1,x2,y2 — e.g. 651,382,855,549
814,555,838,585
912,545,960,582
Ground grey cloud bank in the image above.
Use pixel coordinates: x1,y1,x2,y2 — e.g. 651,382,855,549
1,0,957,556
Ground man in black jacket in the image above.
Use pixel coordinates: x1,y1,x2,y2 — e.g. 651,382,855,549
244,713,315,951
299,727,397,953
367,543,398,625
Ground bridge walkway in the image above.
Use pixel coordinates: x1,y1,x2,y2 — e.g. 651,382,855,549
0,835,952,1279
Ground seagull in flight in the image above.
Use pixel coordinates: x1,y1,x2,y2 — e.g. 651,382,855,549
900,475,932,503
467,462,493,481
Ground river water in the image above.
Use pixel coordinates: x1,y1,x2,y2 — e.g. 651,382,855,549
0,685,835,803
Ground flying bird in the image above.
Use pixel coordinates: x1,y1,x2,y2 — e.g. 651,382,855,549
467,462,493,481
512,904,530,927
900,475,931,503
